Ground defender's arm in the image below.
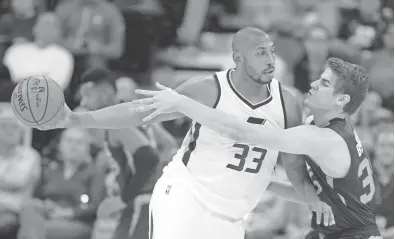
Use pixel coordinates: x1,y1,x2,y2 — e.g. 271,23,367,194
176,94,333,156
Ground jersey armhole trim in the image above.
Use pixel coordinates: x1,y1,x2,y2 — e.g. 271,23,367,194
278,82,288,129
213,73,222,109
323,126,352,179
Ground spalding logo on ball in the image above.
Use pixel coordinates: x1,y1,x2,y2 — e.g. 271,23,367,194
11,76,65,127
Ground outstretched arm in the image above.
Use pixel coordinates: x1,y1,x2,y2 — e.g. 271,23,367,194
54,76,219,130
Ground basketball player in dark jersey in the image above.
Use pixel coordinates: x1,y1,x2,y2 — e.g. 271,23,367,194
78,68,160,239
132,57,382,239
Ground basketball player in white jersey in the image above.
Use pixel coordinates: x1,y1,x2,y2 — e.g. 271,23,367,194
37,27,334,239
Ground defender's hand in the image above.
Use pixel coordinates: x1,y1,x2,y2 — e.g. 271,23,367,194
309,201,336,226
133,82,183,122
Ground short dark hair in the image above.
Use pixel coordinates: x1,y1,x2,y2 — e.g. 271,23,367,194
327,57,369,114
80,67,117,91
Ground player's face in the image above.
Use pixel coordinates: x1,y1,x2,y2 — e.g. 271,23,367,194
241,42,275,84
375,131,394,166
79,82,116,110
59,128,91,162
305,68,346,113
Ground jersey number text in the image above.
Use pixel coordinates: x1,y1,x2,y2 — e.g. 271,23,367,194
226,117,268,174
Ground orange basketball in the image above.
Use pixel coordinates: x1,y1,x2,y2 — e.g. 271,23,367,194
11,76,65,127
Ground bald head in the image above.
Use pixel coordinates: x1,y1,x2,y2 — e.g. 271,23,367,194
231,27,273,53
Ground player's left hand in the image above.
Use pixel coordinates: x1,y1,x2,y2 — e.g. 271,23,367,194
309,201,336,226
132,82,182,122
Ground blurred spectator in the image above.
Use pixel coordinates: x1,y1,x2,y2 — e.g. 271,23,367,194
0,64,15,102
77,67,160,239
175,0,210,46
18,128,106,239
91,196,126,239
3,12,74,89
56,0,125,68
337,0,388,51
373,123,394,239
293,24,331,93
363,23,394,111
0,104,41,238
0,0,38,59
115,76,138,103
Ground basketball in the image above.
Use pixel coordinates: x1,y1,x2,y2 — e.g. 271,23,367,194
11,76,65,127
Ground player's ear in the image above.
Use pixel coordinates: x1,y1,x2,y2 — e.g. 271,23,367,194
336,94,350,107
233,52,242,64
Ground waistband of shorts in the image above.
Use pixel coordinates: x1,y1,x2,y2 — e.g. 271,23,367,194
196,197,243,223
160,174,243,223
319,224,381,239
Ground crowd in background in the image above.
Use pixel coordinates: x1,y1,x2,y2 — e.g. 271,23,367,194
0,0,393,239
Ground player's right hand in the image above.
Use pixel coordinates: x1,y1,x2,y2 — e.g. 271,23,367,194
309,201,336,226
36,103,72,130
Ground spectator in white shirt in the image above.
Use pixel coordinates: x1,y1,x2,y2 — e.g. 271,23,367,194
3,12,73,90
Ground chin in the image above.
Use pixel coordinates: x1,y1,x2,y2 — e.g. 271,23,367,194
304,99,314,111
256,76,273,84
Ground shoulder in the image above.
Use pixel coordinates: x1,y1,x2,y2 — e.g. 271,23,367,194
302,125,348,157
175,74,220,107
279,85,303,127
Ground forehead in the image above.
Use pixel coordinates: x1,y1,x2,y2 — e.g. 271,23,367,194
321,68,338,83
254,41,274,50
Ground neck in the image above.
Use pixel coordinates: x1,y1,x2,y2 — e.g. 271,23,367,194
232,69,270,98
312,109,347,127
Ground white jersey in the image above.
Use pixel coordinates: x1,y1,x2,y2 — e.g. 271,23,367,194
163,69,287,219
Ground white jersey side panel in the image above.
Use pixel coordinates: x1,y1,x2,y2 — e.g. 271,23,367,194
163,69,287,219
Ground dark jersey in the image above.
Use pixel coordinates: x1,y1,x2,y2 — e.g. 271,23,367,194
305,118,380,238
373,171,394,229
104,130,157,202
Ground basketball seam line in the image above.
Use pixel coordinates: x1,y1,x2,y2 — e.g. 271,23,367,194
26,76,41,126
39,94,64,125
36,76,50,122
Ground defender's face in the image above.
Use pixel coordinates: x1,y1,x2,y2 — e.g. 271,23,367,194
305,68,341,112
242,42,275,84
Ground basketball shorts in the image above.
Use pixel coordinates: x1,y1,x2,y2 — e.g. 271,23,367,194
305,225,382,239
148,175,245,239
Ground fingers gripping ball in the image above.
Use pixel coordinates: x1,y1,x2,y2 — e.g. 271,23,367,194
11,76,65,127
